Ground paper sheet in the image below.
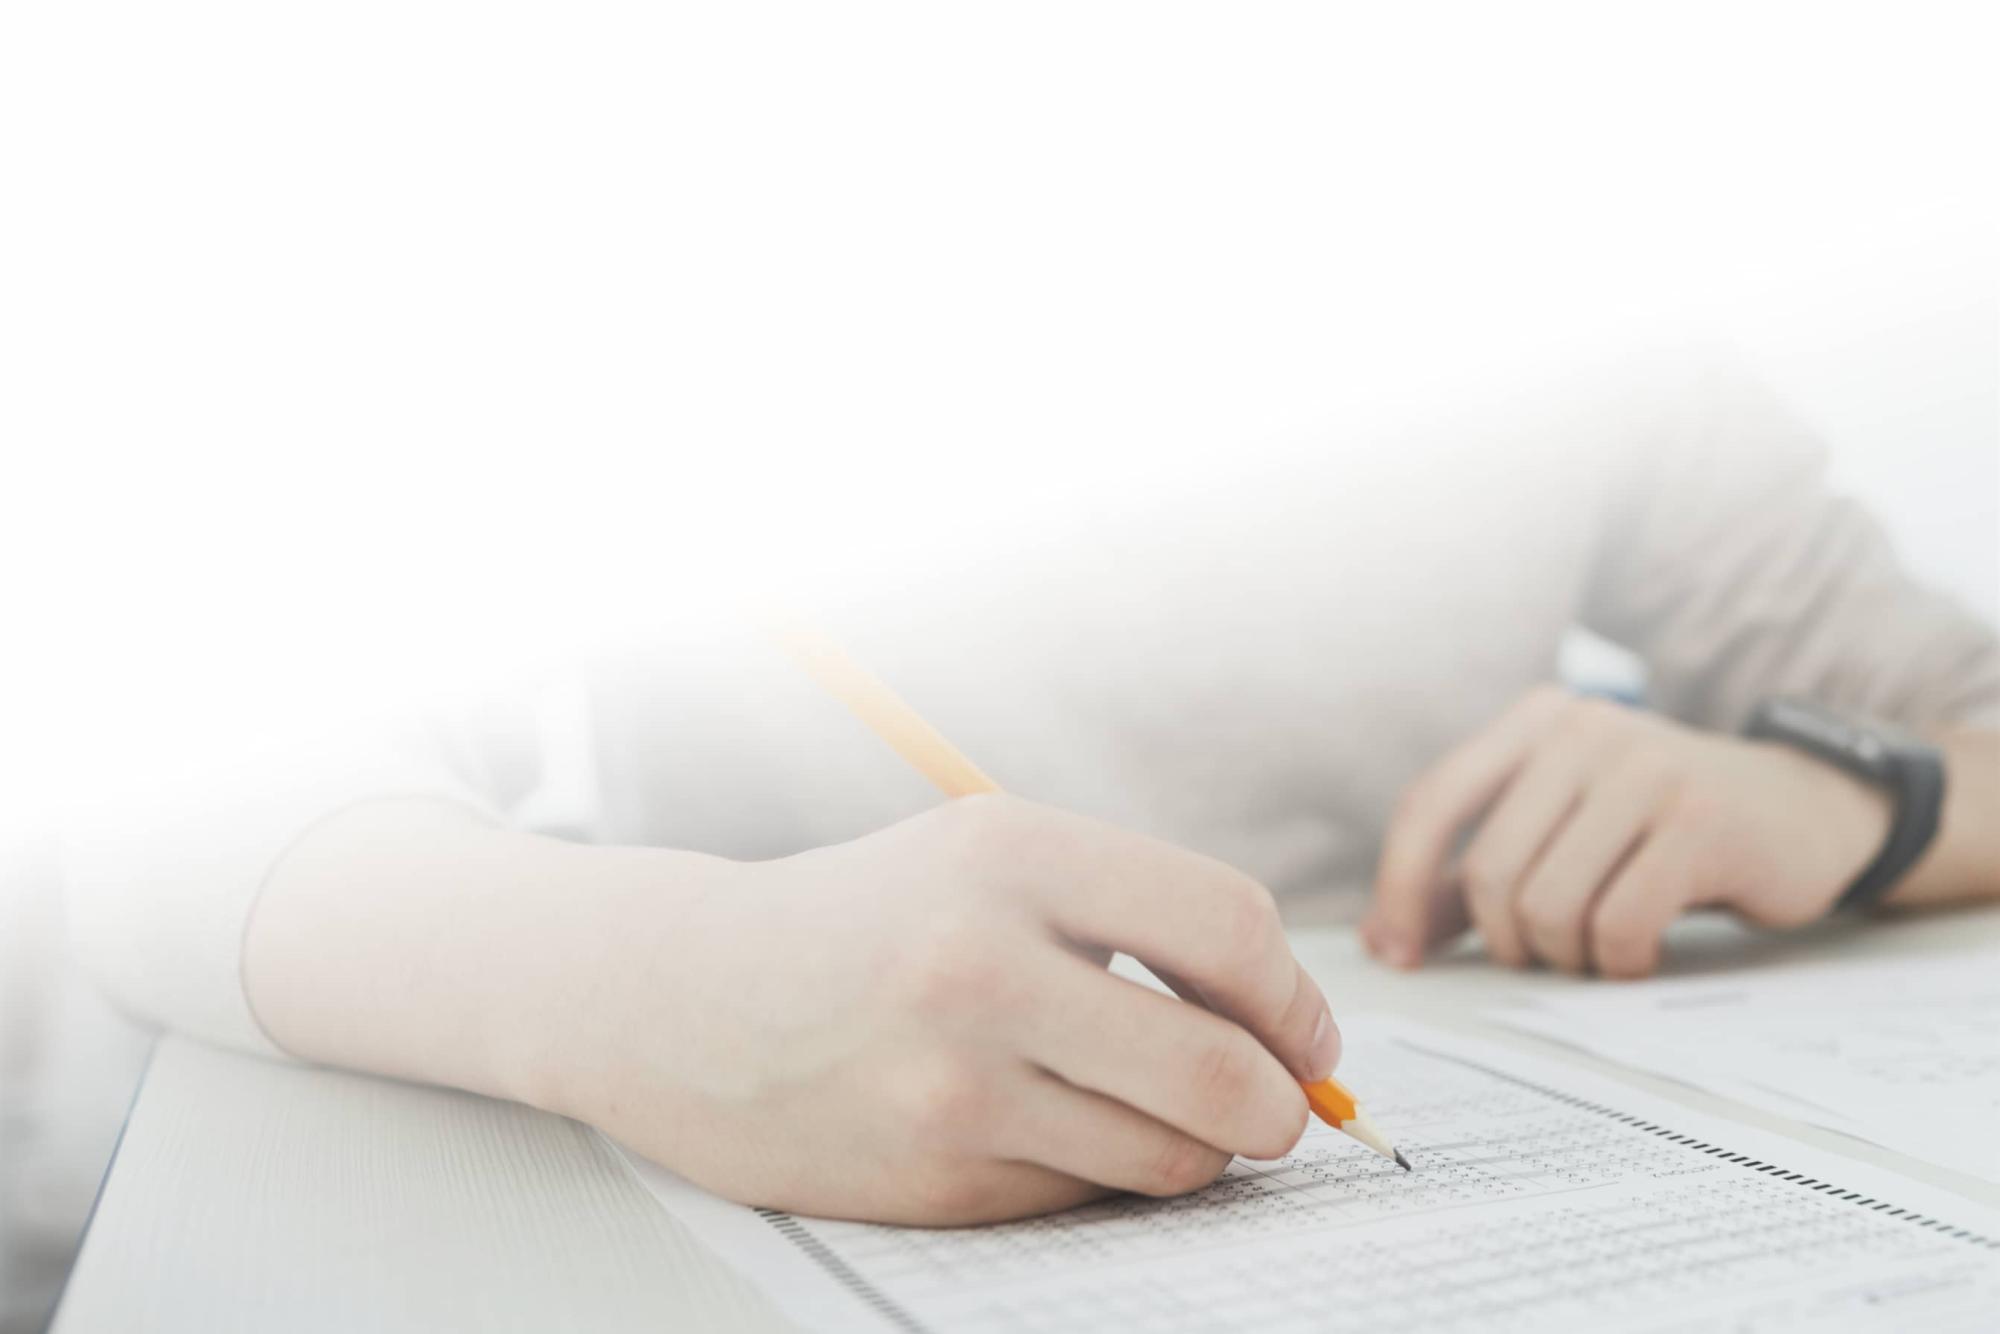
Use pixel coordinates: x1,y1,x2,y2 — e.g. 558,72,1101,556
1492,952,2000,1181
616,1016,2000,1332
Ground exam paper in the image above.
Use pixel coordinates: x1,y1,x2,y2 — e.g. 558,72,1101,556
1493,952,2000,1181
616,1017,2000,1333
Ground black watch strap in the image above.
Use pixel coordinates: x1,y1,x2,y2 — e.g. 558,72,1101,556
1743,698,1946,912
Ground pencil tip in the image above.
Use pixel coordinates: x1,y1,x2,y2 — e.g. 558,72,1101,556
1394,1149,1412,1172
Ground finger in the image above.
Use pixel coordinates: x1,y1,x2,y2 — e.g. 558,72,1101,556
1360,871,1471,961
1455,747,1590,968
1425,870,1474,946
1587,826,1698,979
1023,952,1309,1159
1146,963,1210,1009
1149,960,1342,1090
1000,1069,1236,1199
1514,773,1662,972
1365,686,1572,965
1005,806,1339,1084
890,1158,1110,1227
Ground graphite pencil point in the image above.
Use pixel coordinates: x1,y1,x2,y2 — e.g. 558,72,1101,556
1394,1150,1413,1172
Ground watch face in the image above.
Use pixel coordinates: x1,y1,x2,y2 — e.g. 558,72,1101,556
1752,698,1906,784
1767,699,1862,755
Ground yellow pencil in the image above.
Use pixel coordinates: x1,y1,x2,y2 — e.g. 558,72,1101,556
776,622,1412,1173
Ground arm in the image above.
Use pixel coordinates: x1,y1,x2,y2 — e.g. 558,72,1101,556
246,793,1340,1224
66,657,1341,1224
1576,355,2000,733
1365,690,1997,976
1364,355,2000,974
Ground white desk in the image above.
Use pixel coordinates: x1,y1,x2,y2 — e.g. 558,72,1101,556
52,909,2000,1332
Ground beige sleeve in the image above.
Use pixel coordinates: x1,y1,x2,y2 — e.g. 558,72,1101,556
1580,354,2000,733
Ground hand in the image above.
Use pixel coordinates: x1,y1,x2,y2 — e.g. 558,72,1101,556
555,794,1338,1224
1362,687,1892,978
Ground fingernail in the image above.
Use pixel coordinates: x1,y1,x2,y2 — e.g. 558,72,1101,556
1307,1008,1341,1082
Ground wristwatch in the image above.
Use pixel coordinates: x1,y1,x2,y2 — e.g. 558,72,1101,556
1743,697,1946,912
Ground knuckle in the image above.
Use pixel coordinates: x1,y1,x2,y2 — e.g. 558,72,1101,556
1211,875,1282,968
1189,1038,1259,1123
1458,852,1505,906
1517,894,1572,943
898,916,1002,1012
1146,1134,1227,1197
938,791,1031,861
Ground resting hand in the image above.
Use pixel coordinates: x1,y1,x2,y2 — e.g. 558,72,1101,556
1362,687,1891,978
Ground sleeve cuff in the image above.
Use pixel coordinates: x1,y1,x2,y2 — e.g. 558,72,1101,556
59,726,495,1058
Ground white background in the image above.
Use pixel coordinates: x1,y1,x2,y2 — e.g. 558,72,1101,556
0,5,1993,1330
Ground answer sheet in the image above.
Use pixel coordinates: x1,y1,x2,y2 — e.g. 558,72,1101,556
617,1017,2000,1332
1494,952,2000,1181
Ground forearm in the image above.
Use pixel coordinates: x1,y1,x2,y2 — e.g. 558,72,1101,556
1880,728,2000,910
242,797,731,1112
244,794,1341,1225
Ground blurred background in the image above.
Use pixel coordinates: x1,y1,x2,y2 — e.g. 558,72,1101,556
1,2,1992,1326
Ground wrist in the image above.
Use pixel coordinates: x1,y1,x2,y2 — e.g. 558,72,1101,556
246,798,736,1117
485,839,739,1121
1742,698,1947,914
1755,741,1892,918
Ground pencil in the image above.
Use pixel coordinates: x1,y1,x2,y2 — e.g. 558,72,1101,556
775,622,1412,1173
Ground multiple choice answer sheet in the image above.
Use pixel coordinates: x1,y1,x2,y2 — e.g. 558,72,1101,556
1493,951,2000,1181
617,1016,2000,1332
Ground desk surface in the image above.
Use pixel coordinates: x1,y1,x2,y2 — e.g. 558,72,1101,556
53,909,2000,1333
